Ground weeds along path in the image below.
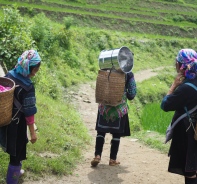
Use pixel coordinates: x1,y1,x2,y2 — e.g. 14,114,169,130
26,67,183,184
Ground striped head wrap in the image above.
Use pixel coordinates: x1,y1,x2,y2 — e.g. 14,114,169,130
15,50,41,77
176,49,197,79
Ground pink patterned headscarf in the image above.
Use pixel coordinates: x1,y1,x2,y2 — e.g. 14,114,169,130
15,50,41,77
176,49,197,79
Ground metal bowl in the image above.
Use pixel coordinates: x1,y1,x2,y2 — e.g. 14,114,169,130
98,46,133,73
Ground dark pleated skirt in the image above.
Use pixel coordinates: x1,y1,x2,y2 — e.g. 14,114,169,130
168,119,197,176
95,112,130,137
6,114,28,161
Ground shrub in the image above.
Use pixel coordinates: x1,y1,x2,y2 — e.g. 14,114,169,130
172,15,184,22
63,51,81,68
63,16,74,30
33,63,61,100
56,29,71,50
0,6,34,70
30,13,54,52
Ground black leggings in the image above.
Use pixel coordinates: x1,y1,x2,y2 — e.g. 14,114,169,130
184,171,196,177
10,155,21,166
9,141,26,166
94,131,120,160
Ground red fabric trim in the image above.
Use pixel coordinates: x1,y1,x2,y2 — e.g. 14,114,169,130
25,115,35,125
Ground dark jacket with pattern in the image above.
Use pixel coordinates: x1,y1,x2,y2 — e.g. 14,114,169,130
0,69,37,158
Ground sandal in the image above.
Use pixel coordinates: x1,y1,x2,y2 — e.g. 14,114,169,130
109,159,120,166
91,157,101,167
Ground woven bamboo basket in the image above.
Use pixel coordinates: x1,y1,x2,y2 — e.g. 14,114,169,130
0,77,15,127
95,70,125,106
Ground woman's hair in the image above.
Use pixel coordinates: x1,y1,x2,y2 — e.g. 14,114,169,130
29,62,41,74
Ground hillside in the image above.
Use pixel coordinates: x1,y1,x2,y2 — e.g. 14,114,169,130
0,0,197,183
0,0,197,38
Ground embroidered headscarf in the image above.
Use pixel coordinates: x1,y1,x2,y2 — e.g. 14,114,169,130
176,49,197,79
15,50,41,77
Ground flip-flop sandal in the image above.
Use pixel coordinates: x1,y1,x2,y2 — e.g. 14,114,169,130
109,159,120,166
91,157,101,167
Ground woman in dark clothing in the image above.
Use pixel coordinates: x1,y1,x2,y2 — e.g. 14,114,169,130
0,50,41,184
161,49,197,184
91,71,137,167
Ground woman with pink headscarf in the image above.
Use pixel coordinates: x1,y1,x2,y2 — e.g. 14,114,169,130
161,49,197,184
0,50,41,184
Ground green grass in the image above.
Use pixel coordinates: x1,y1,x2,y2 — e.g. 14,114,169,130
141,102,174,134
136,77,170,104
131,130,171,154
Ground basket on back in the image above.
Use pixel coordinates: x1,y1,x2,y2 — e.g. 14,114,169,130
96,46,133,106
0,77,15,127
95,70,125,106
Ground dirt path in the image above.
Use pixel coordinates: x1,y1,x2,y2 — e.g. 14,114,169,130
22,67,184,184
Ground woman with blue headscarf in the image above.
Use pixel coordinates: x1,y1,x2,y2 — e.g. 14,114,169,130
161,49,197,184
0,50,41,184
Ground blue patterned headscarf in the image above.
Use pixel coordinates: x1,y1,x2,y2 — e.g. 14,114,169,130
176,49,197,79
15,50,41,77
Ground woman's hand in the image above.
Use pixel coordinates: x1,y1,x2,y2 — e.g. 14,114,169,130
30,131,37,144
173,72,185,86
28,124,38,144
167,72,185,95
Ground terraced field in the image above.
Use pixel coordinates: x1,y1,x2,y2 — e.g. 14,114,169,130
0,0,197,38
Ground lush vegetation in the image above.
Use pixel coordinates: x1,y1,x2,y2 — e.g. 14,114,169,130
0,0,197,183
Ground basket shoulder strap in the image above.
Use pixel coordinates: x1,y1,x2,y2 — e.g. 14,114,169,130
11,87,24,121
13,86,23,113
13,97,23,113
185,82,197,91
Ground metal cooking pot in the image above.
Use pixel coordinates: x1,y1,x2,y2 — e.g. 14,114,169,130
98,46,133,73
